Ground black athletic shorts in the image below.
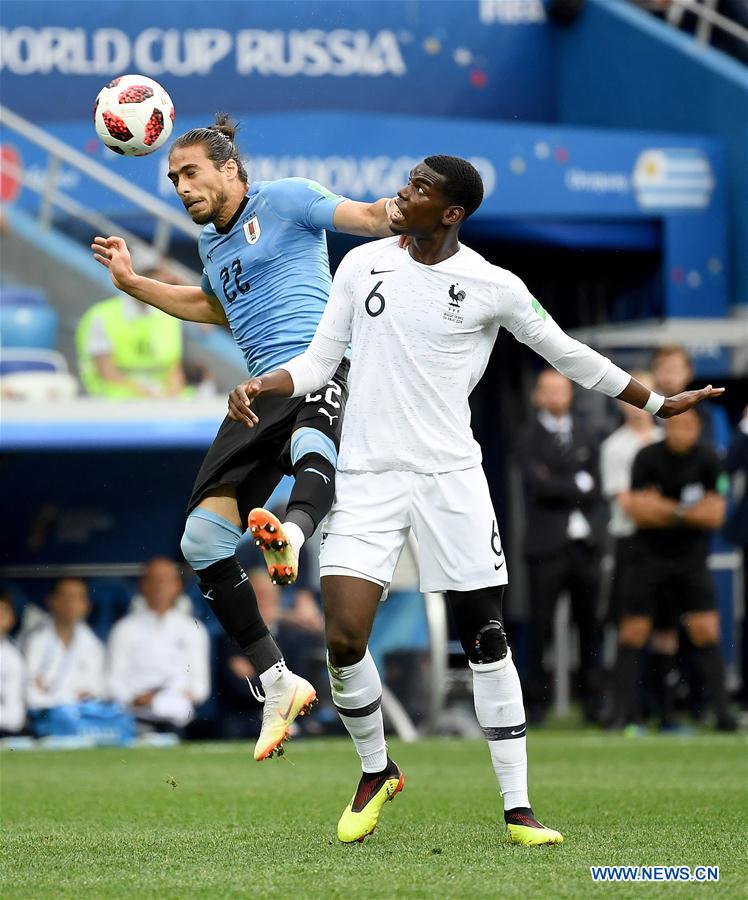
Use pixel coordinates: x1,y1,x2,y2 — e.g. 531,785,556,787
187,359,349,524
617,545,716,623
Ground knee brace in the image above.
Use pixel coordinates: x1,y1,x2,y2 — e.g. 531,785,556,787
472,620,509,666
446,586,508,665
180,508,242,572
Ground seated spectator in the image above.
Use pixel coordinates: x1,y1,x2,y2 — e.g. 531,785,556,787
0,593,26,736
608,410,736,731
24,579,105,710
75,248,190,399
107,557,210,731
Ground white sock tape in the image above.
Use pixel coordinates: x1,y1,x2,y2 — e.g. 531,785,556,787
643,392,665,415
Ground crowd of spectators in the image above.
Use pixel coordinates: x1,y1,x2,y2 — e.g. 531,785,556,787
0,550,333,743
514,347,744,732
0,560,212,739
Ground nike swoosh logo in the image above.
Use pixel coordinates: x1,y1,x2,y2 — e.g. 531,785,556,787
307,467,331,485
280,685,298,721
510,727,526,736
494,559,505,572
371,268,395,275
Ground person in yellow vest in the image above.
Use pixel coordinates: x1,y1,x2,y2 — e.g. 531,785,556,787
77,249,189,399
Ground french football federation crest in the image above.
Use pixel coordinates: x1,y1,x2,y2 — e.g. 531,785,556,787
448,284,466,309
443,283,467,324
243,215,261,244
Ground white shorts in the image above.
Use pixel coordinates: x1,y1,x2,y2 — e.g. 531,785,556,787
319,466,508,595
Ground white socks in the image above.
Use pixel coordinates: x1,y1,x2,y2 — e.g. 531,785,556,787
282,521,305,558
328,648,388,773
471,650,530,811
259,658,288,689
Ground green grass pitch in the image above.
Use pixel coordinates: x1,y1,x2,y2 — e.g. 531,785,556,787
1,732,746,898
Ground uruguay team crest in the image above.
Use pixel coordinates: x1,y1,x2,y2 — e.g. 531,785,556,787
243,215,261,244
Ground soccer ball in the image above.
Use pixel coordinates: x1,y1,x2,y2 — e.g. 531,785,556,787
93,75,174,157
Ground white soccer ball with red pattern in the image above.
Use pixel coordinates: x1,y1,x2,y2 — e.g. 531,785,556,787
93,74,174,157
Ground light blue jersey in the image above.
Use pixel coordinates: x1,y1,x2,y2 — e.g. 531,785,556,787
199,177,346,377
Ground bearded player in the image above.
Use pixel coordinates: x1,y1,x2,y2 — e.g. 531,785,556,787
91,113,399,762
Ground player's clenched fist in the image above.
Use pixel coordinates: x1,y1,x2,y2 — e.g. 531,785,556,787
228,379,262,428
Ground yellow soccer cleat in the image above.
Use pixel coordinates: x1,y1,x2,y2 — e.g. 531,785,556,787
253,671,317,761
337,759,404,843
505,809,564,846
248,508,298,586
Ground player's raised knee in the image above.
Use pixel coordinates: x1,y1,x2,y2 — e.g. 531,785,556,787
180,508,242,572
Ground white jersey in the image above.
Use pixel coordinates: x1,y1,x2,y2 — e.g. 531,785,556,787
284,237,629,474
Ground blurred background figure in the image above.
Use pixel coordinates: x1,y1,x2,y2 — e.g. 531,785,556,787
516,369,605,724
724,407,748,710
107,557,210,732
75,248,194,399
600,371,661,723
24,578,105,711
0,593,26,737
608,410,735,731
651,346,732,455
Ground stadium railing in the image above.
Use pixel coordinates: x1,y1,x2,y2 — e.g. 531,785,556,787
632,0,748,47
0,104,200,285
666,0,748,46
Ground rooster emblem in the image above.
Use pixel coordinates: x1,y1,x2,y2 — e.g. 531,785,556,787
449,284,466,308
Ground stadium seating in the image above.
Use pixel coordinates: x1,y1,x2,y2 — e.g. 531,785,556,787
0,296,58,350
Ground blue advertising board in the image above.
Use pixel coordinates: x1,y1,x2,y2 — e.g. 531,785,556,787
0,0,553,123
1,110,728,317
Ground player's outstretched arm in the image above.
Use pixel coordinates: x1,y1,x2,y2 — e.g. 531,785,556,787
616,376,725,419
332,198,400,237
501,277,726,419
91,236,228,325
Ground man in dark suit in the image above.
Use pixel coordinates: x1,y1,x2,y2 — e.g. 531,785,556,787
515,369,605,723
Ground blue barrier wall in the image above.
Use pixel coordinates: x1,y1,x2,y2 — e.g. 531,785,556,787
554,0,748,310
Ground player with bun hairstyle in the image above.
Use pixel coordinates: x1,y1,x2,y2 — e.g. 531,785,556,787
92,113,401,762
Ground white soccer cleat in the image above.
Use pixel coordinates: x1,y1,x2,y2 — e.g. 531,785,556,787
253,671,317,761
